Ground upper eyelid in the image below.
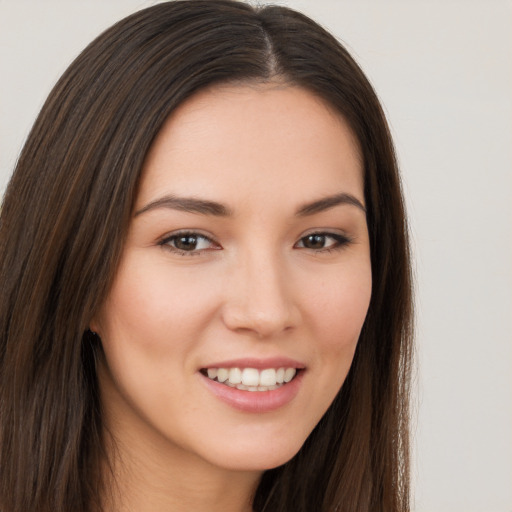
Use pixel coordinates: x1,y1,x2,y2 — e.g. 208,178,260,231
294,231,353,250
158,231,221,256
158,231,215,249
297,229,352,240
159,229,216,243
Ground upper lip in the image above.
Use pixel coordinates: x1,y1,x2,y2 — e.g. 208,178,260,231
200,357,306,370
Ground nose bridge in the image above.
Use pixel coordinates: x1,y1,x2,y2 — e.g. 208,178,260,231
222,244,298,337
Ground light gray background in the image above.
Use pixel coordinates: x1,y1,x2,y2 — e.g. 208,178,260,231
1,1,511,511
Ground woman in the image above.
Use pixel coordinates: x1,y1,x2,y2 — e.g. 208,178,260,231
0,1,413,511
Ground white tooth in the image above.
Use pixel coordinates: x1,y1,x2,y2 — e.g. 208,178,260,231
248,386,259,392
259,368,277,386
257,386,269,391
228,367,242,384
217,368,229,382
236,384,249,391
276,368,285,384
207,368,217,379
268,385,278,391
225,381,235,387
241,368,259,386
284,368,296,383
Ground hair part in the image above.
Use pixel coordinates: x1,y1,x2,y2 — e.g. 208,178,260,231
0,1,413,511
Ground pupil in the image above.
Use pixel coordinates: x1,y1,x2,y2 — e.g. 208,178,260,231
175,235,197,251
305,234,325,249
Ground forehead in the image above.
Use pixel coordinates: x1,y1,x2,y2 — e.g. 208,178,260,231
138,83,364,210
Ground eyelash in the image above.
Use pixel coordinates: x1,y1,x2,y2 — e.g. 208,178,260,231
158,231,219,256
158,230,352,256
295,232,352,253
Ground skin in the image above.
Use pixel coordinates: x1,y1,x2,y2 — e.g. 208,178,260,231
92,83,372,512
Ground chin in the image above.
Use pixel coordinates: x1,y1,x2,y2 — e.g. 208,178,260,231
198,429,309,472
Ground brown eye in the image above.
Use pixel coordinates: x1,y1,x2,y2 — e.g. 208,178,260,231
302,234,328,249
174,234,200,251
295,232,350,251
160,232,219,254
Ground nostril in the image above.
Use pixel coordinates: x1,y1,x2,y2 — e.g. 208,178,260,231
221,306,299,339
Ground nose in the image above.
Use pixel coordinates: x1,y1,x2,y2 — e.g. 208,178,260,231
221,248,300,338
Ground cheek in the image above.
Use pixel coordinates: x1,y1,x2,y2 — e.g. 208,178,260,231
97,252,223,350
309,264,372,349
303,260,372,399
286,262,371,443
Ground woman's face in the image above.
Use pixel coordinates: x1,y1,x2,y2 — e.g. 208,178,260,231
92,84,372,473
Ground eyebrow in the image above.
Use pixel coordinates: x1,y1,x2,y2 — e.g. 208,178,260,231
135,195,232,217
135,191,365,218
296,193,366,216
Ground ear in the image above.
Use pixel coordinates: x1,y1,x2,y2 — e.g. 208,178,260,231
88,316,101,336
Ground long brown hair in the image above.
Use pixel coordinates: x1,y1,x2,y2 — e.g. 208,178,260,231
0,1,413,511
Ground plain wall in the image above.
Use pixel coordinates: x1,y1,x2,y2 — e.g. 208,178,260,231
1,1,511,511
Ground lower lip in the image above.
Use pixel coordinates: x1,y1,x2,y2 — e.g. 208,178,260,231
200,371,304,413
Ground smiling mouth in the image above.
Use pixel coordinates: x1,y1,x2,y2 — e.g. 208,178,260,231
200,367,300,392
